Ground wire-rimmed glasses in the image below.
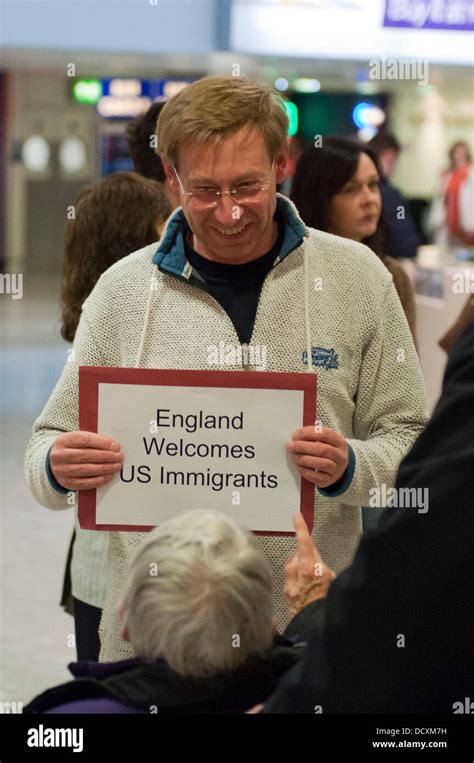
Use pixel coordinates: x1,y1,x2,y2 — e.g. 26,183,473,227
172,159,275,208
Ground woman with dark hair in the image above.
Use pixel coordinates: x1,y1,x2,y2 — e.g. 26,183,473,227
59,171,171,660
291,137,417,346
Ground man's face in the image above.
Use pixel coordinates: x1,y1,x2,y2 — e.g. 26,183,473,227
164,128,288,264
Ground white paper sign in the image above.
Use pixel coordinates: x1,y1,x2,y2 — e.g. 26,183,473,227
95,382,304,531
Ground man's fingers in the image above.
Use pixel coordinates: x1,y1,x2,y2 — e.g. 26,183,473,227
56,431,121,451
58,462,123,479
288,439,341,462
63,474,117,491
291,454,336,474
299,469,335,488
52,448,124,465
51,433,123,487
291,427,343,447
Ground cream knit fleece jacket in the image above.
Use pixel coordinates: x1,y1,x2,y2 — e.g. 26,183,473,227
25,196,428,662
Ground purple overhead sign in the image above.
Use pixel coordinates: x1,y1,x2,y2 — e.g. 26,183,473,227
383,0,474,31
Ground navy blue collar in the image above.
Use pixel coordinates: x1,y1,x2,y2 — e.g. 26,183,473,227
152,194,308,279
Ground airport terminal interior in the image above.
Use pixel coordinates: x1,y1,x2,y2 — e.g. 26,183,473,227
1,0,473,720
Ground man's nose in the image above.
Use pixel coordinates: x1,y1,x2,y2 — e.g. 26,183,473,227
213,194,243,226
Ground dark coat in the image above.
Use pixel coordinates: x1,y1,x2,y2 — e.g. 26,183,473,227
265,320,474,713
380,177,422,259
24,634,307,715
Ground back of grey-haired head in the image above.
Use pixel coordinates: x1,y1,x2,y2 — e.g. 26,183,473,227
120,510,274,677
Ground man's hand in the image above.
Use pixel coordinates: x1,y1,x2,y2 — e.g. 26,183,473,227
49,432,124,491
287,426,348,489
284,513,335,618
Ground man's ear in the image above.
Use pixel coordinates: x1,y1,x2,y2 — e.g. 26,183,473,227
274,144,289,185
164,179,181,211
163,161,180,196
118,599,130,642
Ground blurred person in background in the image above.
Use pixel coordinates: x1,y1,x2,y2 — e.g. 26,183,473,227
126,100,180,210
368,131,423,261
24,510,334,714
291,136,418,348
426,141,474,362
428,140,474,248
56,172,171,661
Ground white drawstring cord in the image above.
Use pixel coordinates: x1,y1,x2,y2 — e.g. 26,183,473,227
135,264,158,368
304,246,313,373
138,249,312,371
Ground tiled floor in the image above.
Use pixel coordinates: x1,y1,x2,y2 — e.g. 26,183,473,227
1,275,77,706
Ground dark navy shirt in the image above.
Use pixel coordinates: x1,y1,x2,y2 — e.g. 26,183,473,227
185,219,284,345
380,177,422,259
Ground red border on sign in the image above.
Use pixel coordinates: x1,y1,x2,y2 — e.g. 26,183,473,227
78,367,317,535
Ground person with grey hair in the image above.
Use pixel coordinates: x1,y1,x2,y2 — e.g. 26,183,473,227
24,510,335,714
119,510,275,676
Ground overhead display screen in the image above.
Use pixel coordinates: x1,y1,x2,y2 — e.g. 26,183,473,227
230,0,474,65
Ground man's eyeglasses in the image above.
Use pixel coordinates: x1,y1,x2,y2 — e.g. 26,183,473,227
172,159,275,208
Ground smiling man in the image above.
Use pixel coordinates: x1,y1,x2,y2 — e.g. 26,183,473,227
171,130,279,262
25,76,428,662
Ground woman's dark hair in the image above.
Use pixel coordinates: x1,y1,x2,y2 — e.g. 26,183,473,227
290,136,389,258
61,171,171,342
126,101,167,181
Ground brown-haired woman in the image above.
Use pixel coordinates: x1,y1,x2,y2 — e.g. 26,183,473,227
61,171,171,342
291,136,418,348
291,138,418,533
59,171,171,660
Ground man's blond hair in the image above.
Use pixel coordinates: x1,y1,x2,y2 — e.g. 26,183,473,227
156,75,289,167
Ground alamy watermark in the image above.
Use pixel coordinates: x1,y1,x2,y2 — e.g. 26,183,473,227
27,724,84,753
369,484,429,514
452,697,473,713
452,270,474,294
369,58,429,86
207,341,267,370
0,273,23,300
0,700,23,713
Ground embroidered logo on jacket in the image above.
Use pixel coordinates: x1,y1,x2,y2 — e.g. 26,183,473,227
302,347,339,370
